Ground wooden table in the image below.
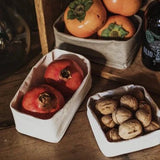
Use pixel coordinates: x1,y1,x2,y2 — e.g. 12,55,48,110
1,51,160,160
1,0,160,159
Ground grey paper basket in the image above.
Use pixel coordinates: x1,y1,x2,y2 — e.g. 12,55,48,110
53,14,142,69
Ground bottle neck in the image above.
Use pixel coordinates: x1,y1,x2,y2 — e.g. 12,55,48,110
144,0,160,35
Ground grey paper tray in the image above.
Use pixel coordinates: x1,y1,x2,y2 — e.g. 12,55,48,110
53,14,142,69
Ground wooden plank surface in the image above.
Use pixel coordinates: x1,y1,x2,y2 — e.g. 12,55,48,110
1,1,160,159
92,47,160,95
1,71,160,160
1,47,160,159
0,53,42,124
1,110,160,160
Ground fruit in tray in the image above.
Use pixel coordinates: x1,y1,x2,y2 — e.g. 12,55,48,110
118,119,143,140
101,115,116,128
63,0,140,39
120,94,138,111
106,128,121,142
64,0,107,38
94,88,160,142
95,98,118,115
144,121,160,133
21,84,65,119
135,101,152,127
112,107,132,125
97,15,136,39
20,57,84,119
103,0,142,16
44,59,84,99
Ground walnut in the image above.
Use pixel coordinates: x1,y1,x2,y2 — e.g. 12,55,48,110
139,101,152,114
101,115,116,128
135,104,152,127
120,95,138,111
144,121,160,133
119,119,143,140
132,89,145,101
112,107,132,125
106,128,121,142
95,98,118,115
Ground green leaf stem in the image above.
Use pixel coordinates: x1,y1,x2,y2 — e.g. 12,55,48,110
101,23,129,38
67,0,93,22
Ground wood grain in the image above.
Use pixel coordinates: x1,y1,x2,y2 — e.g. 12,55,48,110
0,53,42,123
1,1,160,159
1,69,160,160
3,111,160,160
34,0,71,54
92,47,160,95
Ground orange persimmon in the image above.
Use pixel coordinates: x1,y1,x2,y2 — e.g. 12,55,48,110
64,0,107,38
97,15,136,39
103,0,142,16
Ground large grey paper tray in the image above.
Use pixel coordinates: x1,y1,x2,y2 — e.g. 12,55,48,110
53,14,142,69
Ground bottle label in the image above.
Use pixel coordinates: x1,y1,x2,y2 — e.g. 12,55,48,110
144,30,160,64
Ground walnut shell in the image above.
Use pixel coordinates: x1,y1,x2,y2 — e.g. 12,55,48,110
139,101,152,114
120,95,138,111
144,121,160,133
112,107,132,125
106,128,121,142
135,106,152,127
101,115,116,128
95,98,118,115
132,89,144,101
119,119,143,140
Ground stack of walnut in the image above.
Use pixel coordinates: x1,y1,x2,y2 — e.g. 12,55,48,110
95,89,160,142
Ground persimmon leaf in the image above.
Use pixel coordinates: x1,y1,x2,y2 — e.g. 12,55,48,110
84,0,93,11
67,0,93,22
101,28,110,37
101,23,129,38
67,10,76,20
77,13,86,22
69,2,76,9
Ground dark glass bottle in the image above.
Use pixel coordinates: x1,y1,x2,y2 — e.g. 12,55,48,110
142,0,160,71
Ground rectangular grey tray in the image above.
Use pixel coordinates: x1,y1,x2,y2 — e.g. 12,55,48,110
53,14,142,69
